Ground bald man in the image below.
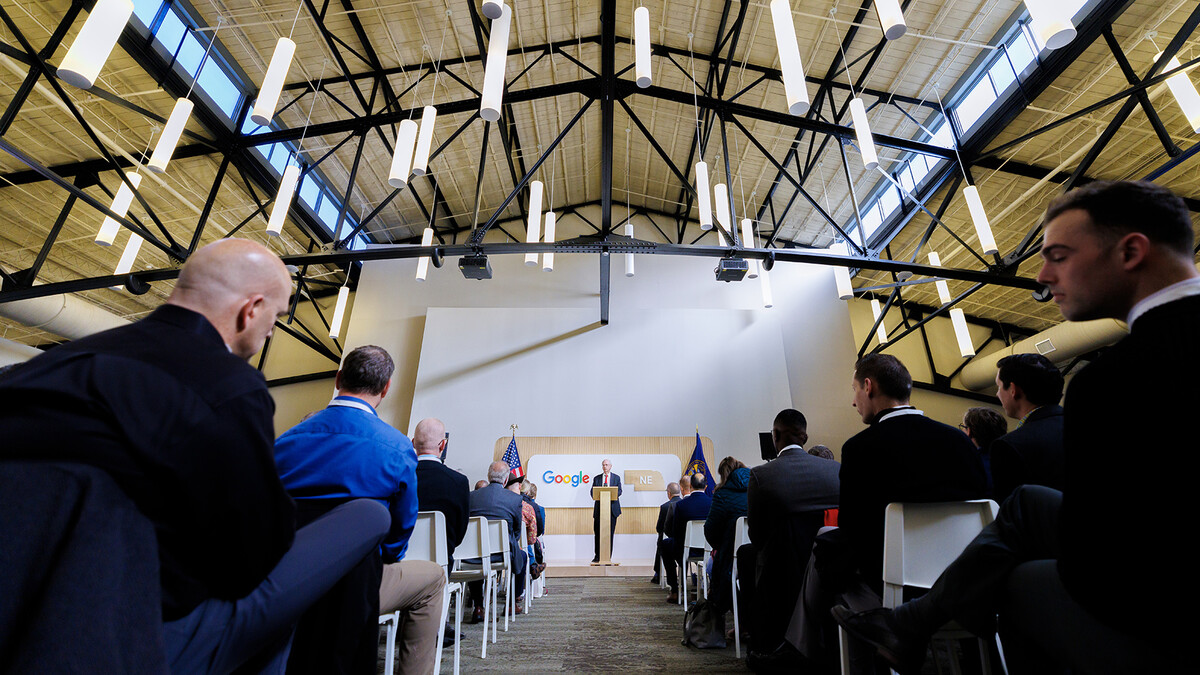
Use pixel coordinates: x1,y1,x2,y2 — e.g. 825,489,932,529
0,239,389,672
412,418,470,567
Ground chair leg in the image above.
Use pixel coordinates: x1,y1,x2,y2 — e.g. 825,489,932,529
383,613,398,675
433,585,449,675
680,556,687,608
838,625,852,675
993,633,1010,675
481,575,490,659
732,568,741,659
453,586,462,675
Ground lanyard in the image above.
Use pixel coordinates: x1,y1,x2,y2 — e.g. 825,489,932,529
327,397,377,417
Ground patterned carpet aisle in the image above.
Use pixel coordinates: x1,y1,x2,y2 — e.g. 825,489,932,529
426,576,750,673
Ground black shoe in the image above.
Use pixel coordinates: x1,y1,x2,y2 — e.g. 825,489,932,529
649,576,660,584
746,642,815,674
591,557,599,563
442,625,456,647
469,607,485,624
831,605,926,674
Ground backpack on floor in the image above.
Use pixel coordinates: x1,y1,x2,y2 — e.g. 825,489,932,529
682,598,727,649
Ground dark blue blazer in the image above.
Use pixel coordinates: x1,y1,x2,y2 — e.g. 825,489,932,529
591,472,623,518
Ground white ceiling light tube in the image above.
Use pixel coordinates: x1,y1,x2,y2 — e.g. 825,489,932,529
760,268,774,308
832,241,854,300
415,227,434,281
251,37,296,126
927,251,952,306
113,233,144,276
388,119,419,189
873,0,907,41
525,180,543,266
624,222,636,277
962,185,998,255
1157,53,1200,133
769,0,810,115
147,98,194,174
634,6,652,88
542,211,556,272
1024,0,1076,51
950,308,976,357
482,0,503,20
411,106,439,175
741,218,759,279
479,4,512,122
871,298,888,345
695,161,713,230
329,286,351,339
57,0,134,90
713,183,731,229
849,98,879,171
95,172,143,246
266,162,301,236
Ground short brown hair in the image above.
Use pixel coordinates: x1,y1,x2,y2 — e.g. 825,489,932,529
963,407,1007,449
339,345,394,395
854,354,912,402
1045,180,1193,256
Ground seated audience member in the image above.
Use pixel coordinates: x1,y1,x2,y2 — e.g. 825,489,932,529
746,409,840,656
509,474,537,611
465,462,529,622
652,482,683,584
520,480,546,574
835,180,1190,673
275,345,432,674
704,457,750,616
658,473,713,603
960,407,1007,494
0,239,389,673
807,444,835,460
474,479,489,491
754,356,986,672
990,353,1065,503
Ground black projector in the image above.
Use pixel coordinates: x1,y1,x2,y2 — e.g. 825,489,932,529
715,258,749,282
458,254,492,280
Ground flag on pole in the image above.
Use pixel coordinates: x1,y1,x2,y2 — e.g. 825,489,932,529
686,430,715,496
503,432,525,479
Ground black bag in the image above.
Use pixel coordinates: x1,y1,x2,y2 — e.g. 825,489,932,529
682,598,727,649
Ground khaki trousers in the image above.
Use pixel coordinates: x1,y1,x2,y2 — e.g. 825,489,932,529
378,559,446,675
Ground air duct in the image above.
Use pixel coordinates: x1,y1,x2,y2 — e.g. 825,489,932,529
959,318,1127,391
0,293,131,341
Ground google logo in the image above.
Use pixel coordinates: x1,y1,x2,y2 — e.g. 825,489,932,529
541,471,591,487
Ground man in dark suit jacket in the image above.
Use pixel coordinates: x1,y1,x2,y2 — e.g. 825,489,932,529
466,461,528,622
990,353,1065,503
746,408,840,653
651,482,682,583
591,458,623,562
658,473,713,603
412,418,470,567
835,181,1191,673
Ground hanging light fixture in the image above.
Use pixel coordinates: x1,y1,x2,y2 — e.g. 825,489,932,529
480,3,512,122
542,211,556,272
870,298,888,345
251,37,297,126
831,241,854,300
1024,0,1076,51
57,0,134,89
388,119,420,189
928,252,952,306
148,99,194,174
741,219,759,279
329,285,351,339
266,162,301,236
873,0,907,41
525,180,543,266
95,172,143,246
1157,53,1200,133
634,6,652,88
624,222,636,277
928,251,975,357
695,161,713,230
760,268,774,308
713,182,731,231
411,106,439,175
482,0,503,19
415,227,434,281
769,0,810,115
113,232,144,276
849,98,879,170
962,185,998,255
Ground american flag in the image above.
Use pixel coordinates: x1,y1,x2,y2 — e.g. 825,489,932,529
503,433,525,479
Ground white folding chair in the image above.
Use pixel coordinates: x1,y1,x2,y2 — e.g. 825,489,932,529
449,516,493,664
532,536,547,598
838,500,1007,675
378,611,399,675
518,522,532,614
730,516,751,658
680,520,711,608
485,519,513,638
393,511,458,675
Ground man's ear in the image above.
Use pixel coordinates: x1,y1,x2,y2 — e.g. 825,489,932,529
1117,232,1150,270
234,296,258,333
378,379,392,399
1011,382,1026,403
862,377,875,398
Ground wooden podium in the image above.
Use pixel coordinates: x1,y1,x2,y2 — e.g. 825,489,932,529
591,485,620,566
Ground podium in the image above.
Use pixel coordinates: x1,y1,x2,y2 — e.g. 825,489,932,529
591,485,620,566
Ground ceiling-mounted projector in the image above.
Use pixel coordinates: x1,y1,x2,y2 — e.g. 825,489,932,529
458,254,492,280
715,258,748,282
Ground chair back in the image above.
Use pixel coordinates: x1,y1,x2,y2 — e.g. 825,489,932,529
882,500,998,597
683,520,709,551
733,516,750,550
408,511,450,567
519,520,529,550
456,516,490,561
487,518,511,555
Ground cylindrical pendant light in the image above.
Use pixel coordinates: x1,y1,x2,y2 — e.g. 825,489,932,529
482,0,503,20
741,218,759,279
95,172,143,246
113,233,144,276
57,0,134,89
849,98,879,171
962,185,998,255
266,163,301,237
634,6,652,88
1024,1,1075,51
769,0,810,116
695,161,713,230
251,37,297,126
415,227,434,281
1157,53,1200,133
713,183,731,231
329,286,350,339
525,180,543,266
479,4,512,123
760,269,774,308
950,308,975,357
871,298,888,345
832,241,854,300
928,252,952,305
624,222,636,277
873,0,907,41
411,106,438,176
148,98,194,174
388,119,420,189
542,211,556,272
